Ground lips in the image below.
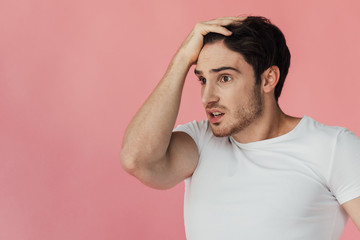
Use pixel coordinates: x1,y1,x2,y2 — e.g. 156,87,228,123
207,109,225,124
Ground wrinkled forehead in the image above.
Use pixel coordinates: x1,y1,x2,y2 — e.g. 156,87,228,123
196,41,248,73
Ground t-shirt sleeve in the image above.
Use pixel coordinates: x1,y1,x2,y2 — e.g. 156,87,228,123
172,120,208,154
328,128,360,205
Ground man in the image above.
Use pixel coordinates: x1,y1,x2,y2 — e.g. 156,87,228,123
121,16,360,239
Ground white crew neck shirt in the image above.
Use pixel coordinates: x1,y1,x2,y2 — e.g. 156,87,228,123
174,116,360,240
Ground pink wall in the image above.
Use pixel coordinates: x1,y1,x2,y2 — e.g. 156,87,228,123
1,0,359,239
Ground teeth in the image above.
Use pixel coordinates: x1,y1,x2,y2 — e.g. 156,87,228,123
212,112,223,116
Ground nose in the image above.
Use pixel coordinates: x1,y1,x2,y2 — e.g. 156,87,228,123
201,83,220,107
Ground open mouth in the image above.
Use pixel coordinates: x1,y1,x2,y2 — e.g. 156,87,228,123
209,111,225,123
211,112,224,117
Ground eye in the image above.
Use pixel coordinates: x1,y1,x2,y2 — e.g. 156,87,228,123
220,75,232,83
198,77,206,85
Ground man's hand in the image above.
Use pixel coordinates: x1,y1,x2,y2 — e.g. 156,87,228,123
178,16,246,66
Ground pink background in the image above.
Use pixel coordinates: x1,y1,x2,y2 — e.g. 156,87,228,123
1,0,359,239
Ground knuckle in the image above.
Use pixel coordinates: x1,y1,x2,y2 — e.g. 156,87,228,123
194,22,201,29
195,22,205,28
194,22,207,32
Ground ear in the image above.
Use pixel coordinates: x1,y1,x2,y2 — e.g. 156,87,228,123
261,66,280,94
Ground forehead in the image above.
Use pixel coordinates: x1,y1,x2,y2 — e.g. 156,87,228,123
196,41,250,72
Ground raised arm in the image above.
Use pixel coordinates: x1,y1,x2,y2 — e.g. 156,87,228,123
120,17,244,189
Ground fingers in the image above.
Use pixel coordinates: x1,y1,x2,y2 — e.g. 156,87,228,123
175,15,247,65
195,16,247,37
205,16,247,26
195,23,232,36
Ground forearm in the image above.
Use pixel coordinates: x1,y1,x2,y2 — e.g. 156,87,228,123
120,16,241,173
121,51,192,170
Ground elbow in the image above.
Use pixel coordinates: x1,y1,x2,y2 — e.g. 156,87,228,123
121,148,173,190
120,149,138,174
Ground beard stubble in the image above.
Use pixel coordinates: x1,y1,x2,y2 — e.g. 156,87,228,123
211,84,263,137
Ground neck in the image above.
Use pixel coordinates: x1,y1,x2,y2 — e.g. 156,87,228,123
231,101,300,144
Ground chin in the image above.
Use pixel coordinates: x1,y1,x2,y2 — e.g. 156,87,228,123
210,119,253,137
210,124,238,137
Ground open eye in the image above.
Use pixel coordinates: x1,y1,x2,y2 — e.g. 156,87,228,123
198,77,206,85
220,75,232,83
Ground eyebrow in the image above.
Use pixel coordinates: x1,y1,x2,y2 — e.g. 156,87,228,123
194,66,240,75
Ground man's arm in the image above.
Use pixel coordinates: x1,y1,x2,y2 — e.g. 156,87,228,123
342,196,360,231
120,17,242,189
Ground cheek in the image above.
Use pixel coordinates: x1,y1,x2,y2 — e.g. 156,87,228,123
223,84,246,101
200,87,205,104
221,89,241,110
222,85,253,110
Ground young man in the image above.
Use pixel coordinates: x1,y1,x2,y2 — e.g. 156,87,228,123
121,16,360,239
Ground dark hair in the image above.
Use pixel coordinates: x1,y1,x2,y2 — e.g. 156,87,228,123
203,16,291,102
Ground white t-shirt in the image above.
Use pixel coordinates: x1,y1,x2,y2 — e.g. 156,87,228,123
173,116,360,240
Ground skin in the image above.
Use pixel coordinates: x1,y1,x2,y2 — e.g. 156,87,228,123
196,40,301,143
120,16,360,231
121,17,243,189
342,197,360,230
195,40,263,139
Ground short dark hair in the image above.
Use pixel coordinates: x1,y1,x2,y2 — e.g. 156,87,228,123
203,16,291,102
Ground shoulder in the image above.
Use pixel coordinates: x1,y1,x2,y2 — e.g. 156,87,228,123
301,116,360,153
302,116,349,140
173,119,210,137
173,120,225,152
